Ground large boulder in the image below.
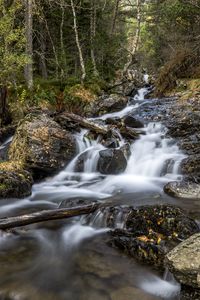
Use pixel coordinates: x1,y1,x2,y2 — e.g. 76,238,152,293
166,233,200,288
9,114,77,177
107,205,199,268
97,149,127,174
164,181,200,199
0,169,33,199
89,94,128,117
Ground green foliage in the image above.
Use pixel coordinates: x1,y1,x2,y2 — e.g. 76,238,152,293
0,0,28,86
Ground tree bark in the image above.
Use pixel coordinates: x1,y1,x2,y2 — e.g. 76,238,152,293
57,112,139,139
90,0,99,77
71,0,86,82
0,203,100,230
25,0,33,90
123,0,141,75
59,112,108,134
110,0,121,35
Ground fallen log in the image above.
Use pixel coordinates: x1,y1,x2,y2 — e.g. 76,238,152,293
60,112,108,135
0,203,100,230
59,112,140,141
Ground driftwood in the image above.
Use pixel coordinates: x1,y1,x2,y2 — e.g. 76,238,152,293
0,203,100,230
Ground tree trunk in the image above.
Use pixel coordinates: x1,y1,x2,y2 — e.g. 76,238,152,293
123,0,141,75
60,0,67,79
38,20,48,79
110,0,121,35
90,0,99,77
71,0,86,82
0,204,100,230
25,0,33,90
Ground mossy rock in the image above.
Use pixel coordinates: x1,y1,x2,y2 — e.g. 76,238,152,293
0,169,33,199
8,113,77,178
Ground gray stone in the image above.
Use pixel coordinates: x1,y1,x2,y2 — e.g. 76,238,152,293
164,181,200,199
166,233,200,288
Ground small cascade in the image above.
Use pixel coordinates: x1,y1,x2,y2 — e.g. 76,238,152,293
134,87,150,101
126,123,185,178
0,136,13,150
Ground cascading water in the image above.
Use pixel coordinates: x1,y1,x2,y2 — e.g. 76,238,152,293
0,87,184,300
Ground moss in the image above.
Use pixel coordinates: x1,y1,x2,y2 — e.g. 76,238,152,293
0,183,7,190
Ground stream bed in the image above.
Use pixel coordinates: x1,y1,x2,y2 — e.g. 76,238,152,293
0,87,197,300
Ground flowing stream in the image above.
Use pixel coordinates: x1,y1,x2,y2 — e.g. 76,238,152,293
0,86,186,300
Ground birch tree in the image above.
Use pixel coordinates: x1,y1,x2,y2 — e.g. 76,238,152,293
70,0,86,82
123,0,142,75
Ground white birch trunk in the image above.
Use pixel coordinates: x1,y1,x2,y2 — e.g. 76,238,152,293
71,0,86,82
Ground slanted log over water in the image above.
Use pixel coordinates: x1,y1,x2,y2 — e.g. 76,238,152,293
0,203,100,230
60,112,108,134
58,112,139,140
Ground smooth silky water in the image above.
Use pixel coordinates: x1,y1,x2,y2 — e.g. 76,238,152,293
0,87,191,300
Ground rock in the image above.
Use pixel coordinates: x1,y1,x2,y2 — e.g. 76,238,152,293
102,138,119,149
180,286,200,300
164,181,200,199
74,151,88,172
9,114,77,177
181,155,200,177
166,233,200,288
54,114,80,132
97,149,127,174
120,143,131,160
89,94,128,117
105,117,121,126
108,205,199,268
167,112,200,138
0,170,33,199
123,115,144,128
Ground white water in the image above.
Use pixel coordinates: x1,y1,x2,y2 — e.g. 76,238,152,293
0,136,13,150
0,87,184,299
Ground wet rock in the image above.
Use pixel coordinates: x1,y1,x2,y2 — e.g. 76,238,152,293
167,112,200,138
180,155,200,177
0,170,33,199
59,198,97,208
105,117,121,126
97,149,127,174
89,94,128,117
108,205,199,268
102,138,119,149
120,143,131,160
74,151,88,172
9,114,77,177
166,233,200,288
164,181,200,199
122,115,144,128
178,134,200,156
54,114,80,132
180,286,200,300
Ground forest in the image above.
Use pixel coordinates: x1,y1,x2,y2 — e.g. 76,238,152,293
0,1,200,300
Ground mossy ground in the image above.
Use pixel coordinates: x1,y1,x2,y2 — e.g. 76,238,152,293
165,78,200,102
